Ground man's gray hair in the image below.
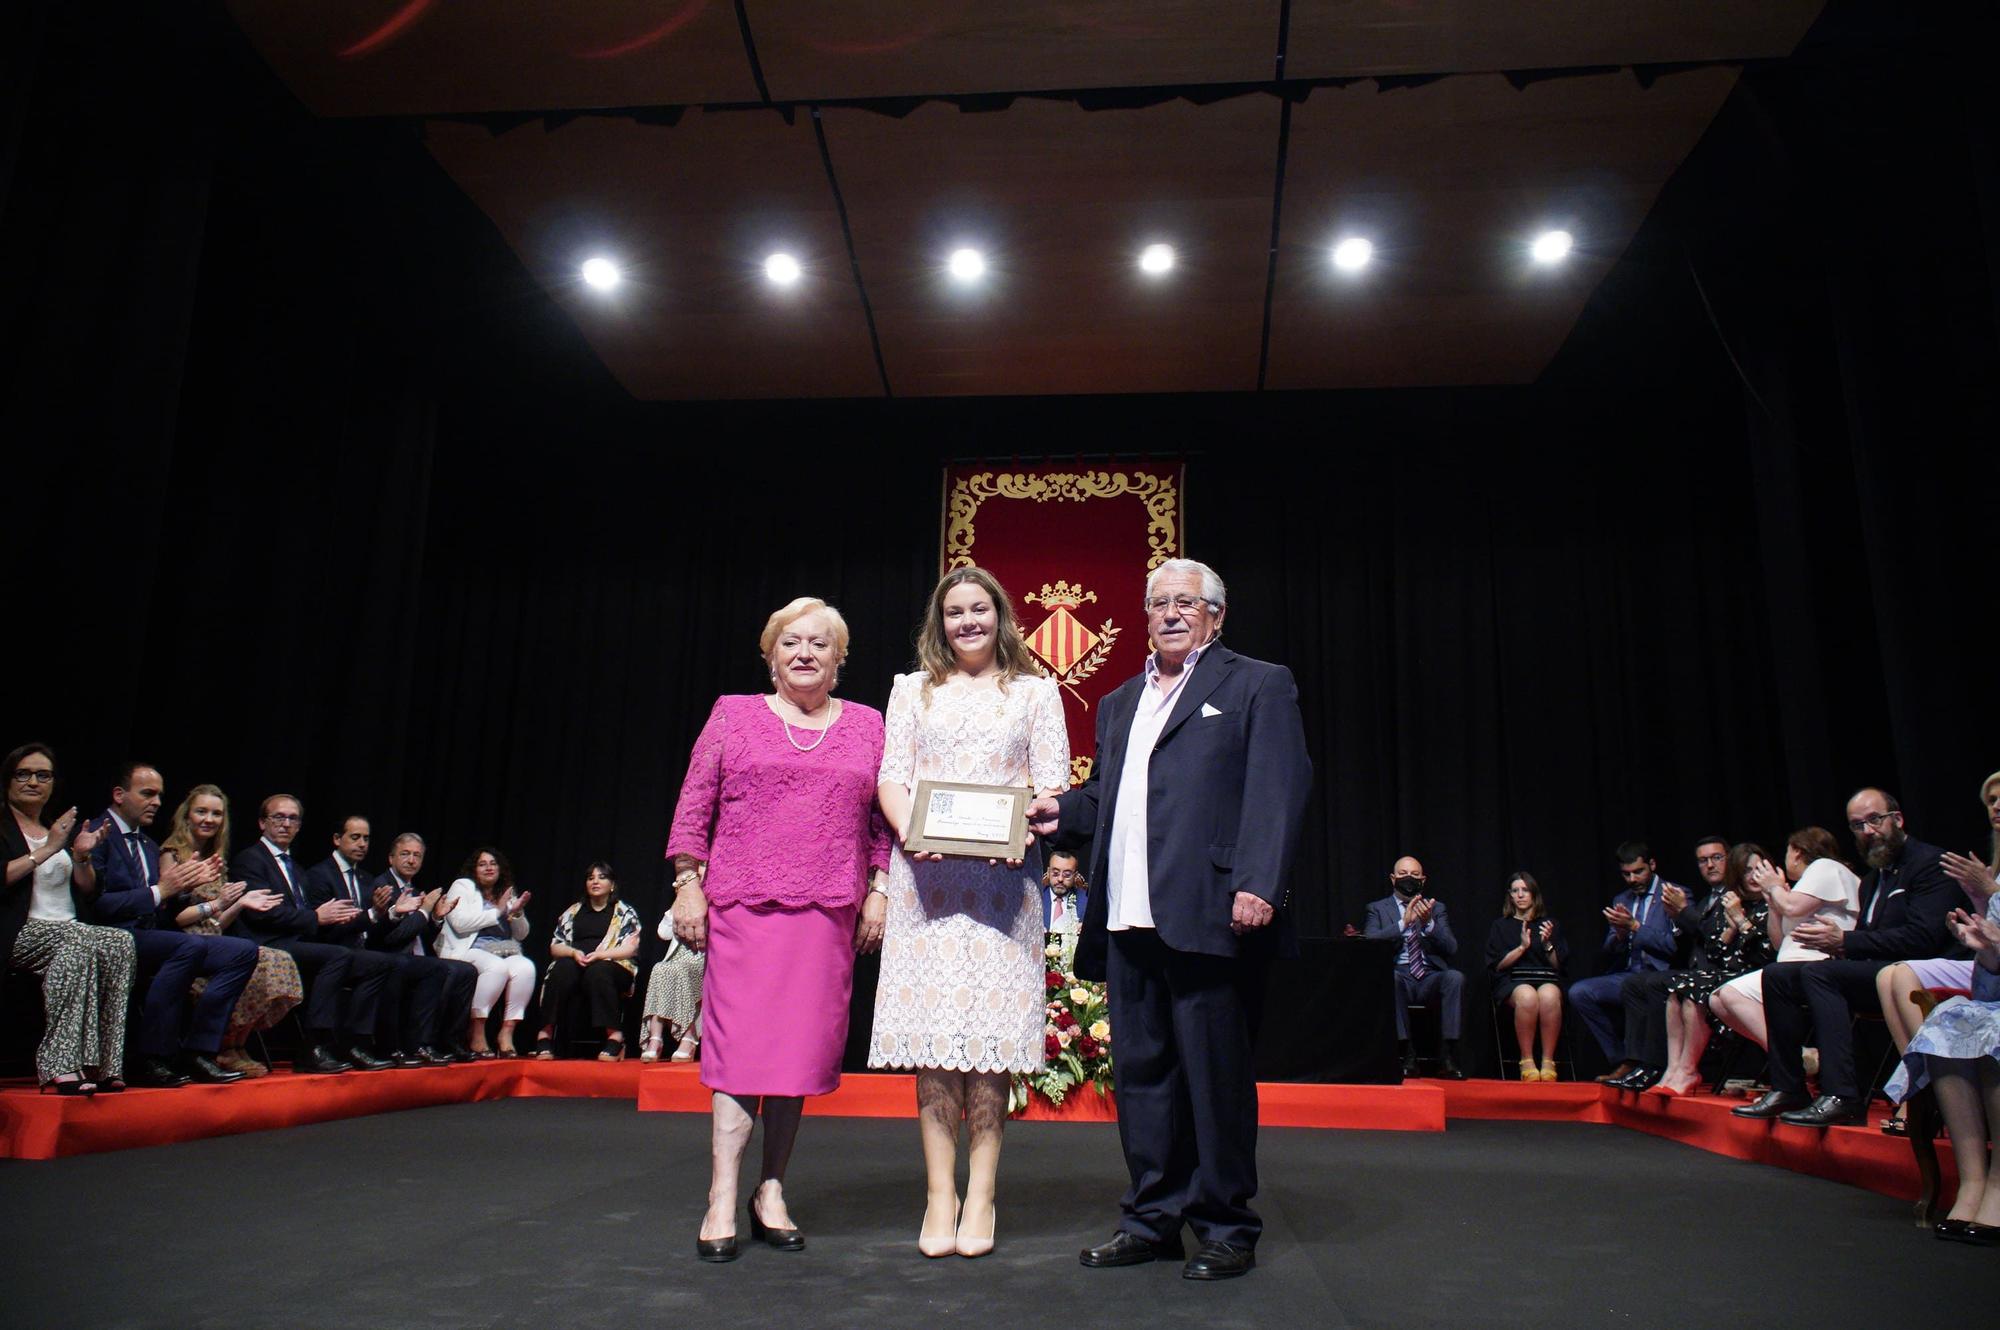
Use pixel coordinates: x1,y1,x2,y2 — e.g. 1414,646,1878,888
390,832,426,850
1145,558,1227,609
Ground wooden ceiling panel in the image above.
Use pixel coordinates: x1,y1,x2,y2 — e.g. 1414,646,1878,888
821,98,1279,397
1286,1,1824,78
227,0,759,115
425,113,883,399
744,1,1281,101
1266,69,1739,389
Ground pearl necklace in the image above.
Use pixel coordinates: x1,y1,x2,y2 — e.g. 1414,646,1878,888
776,696,834,752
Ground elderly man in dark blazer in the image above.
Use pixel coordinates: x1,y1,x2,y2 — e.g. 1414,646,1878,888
1362,856,1464,1079
1031,558,1312,1282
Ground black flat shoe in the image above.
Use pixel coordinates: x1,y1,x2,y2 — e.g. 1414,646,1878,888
1183,1240,1256,1280
1779,1094,1867,1128
1080,1230,1185,1268
749,1202,805,1251
1935,1219,2000,1246
40,1077,96,1097
696,1235,740,1263
1732,1089,1810,1119
93,1076,125,1094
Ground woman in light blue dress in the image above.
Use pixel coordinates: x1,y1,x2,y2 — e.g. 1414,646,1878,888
1885,894,2000,1244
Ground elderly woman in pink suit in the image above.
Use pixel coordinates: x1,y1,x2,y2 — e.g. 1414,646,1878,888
668,596,891,1263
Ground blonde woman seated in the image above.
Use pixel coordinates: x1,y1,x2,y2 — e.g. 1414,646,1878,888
162,784,303,1077
533,861,642,1060
1486,872,1567,1081
642,894,706,1062
1873,770,1999,1134
1709,826,1857,1050
438,847,534,1057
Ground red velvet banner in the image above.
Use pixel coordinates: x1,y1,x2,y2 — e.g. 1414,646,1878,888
941,464,1185,785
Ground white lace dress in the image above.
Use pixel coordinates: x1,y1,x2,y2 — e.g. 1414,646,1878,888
868,671,1070,1073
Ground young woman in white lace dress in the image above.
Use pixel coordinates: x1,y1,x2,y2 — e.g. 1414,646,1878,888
871,567,1069,1259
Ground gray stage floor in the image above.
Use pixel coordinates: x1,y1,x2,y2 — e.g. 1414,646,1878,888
0,1100,1983,1330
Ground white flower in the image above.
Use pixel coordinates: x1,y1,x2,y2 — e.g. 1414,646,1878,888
1069,987,1091,1004
1045,941,1062,957
1057,1028,1073,1048
1089,1020,1110,1041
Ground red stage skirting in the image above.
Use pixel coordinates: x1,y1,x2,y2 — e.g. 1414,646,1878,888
0,1069,1953,1209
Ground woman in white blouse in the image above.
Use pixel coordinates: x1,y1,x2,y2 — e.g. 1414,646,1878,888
1710,825,1859,1048
436,846,534,1057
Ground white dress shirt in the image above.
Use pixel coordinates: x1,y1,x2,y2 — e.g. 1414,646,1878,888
1106,643,1208,932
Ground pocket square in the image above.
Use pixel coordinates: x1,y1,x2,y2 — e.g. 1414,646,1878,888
1200,702,1223,718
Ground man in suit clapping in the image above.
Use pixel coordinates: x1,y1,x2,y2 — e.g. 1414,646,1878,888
1362,856,1464,1079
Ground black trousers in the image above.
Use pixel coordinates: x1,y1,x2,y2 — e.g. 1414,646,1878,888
374,952,472,1050
129,928,259,1056
541,957,631,1033
1105,929,1266,1250
1762,958,1891,1099
268,938,393,1041
1620,970,1675,1068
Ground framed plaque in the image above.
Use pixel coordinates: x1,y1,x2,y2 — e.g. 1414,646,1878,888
905,780,1031,859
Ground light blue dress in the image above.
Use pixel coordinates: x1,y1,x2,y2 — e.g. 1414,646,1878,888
1884,893,2000,1103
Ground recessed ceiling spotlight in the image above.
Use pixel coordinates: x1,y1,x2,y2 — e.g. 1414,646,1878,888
580,256,622,291
1139,243,1175,276
764,252,802,286
1530,230,1574,264
947,247,987,283
1331,237,1373,272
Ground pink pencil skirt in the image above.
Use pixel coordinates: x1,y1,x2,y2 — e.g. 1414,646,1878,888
700,900,858,1098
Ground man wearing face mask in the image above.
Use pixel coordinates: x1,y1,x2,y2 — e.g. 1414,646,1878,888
1362,856,1464,1079
1735,787,1956,1126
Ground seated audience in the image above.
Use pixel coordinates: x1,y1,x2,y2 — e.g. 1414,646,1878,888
1570,841,1683,1081
1041,849,1088,937
228,793,396,1074
1710,825,1857,1051
368,831,477,1062
1653,842,1776,1095
1487,871,1567,1081
437,846,534,1057
534,861,642,1060
1364,855,1465,1078
1735,788,1956,1126
2,743,132,1094
1872,770,1999,1133
1884,896,2000,1244
162,784,303,1078
1611,836,1729,1091
90,762,259,1086
642,897,706,1063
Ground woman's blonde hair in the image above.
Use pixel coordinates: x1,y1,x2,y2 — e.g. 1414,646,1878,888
162,784,232,865
759,598,851,683
914,566,1042,703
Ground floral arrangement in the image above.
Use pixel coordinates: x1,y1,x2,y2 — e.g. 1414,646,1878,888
1012,930,1113,1112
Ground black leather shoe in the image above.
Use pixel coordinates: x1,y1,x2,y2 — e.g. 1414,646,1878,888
1779,1094,1867,1127
132,1056,192,1088
1731,1089,1810,1119
385,1049,426,1068
183,1053,245,1085
748,1202,805,1251
1400,1054,1419,1078
1436,1059,1466,1081
1080,1230,1185,1268
696,1235,740,1263
1183,1241,1256,1280
413,1045,453,1066
296,1046,352,1074
445,1043,478,1063
1935,1219,2000,1246
345,1046,394,1071
1612,1067,1663,1092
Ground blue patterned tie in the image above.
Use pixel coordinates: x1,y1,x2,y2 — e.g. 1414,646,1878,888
280,852,302,907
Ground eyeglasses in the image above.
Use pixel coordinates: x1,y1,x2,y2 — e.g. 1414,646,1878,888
265,812,302,824
1144,595,1213,615
1847,811,1897,834
9,770,54,785
1048,869,1078,881
1695,853,1727,866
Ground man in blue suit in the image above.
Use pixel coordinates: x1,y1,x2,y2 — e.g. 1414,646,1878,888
1362,856,1464,1079
1031,559,1312,1282
1569,841,1683,1078
1041,849,1089,935
89,763,259,1086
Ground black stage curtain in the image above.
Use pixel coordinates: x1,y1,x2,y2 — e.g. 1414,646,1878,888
4,3,1992,1073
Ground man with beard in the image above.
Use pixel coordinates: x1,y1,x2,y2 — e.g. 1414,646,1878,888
1606,835,1731,1091
1734,787,1956,1126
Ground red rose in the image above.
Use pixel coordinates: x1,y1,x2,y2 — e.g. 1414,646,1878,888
1057,1010,1080,1030
1045,1033,1062,1057
1077,1037,1101,1059
1046,971,1065,988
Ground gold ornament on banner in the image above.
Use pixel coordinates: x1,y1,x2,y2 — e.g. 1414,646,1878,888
943,470,1180,573
1070,755,1095,786
1021,580,1120,711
